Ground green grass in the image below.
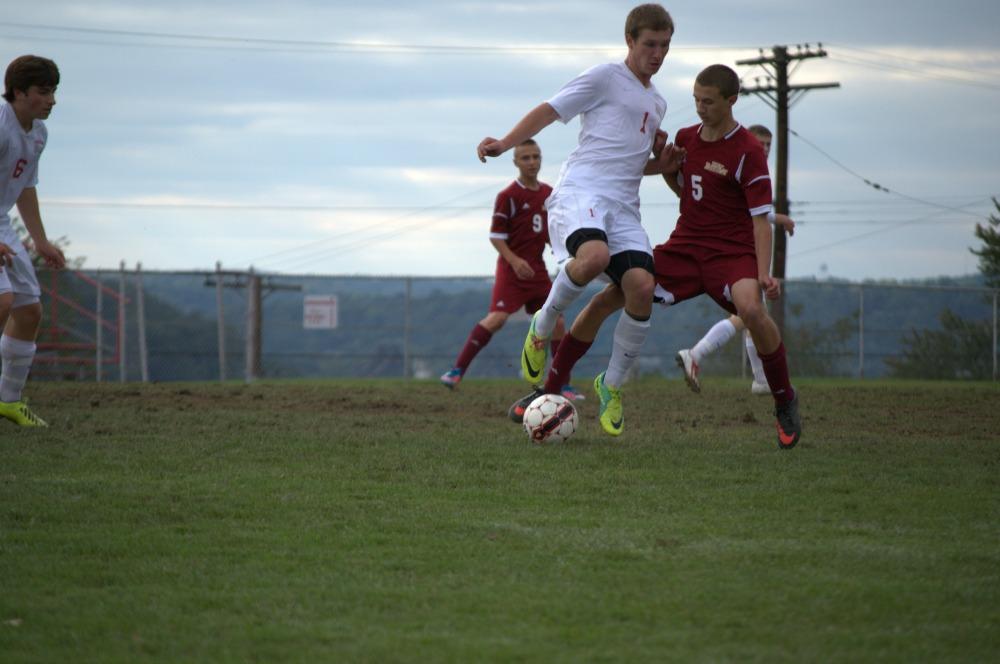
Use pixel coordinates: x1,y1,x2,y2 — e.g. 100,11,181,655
2,378,998,662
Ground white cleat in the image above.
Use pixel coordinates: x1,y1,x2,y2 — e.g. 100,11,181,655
751,380,771,396
675,349,701,394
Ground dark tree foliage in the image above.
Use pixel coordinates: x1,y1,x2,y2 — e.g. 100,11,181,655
970,197,1000,290
887,310,993,379
890,198,999,379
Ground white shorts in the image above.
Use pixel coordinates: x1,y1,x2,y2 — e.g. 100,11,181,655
0,235,42,307
547,189,651,264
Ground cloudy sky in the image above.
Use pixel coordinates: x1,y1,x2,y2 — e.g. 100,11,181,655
2,0,998,280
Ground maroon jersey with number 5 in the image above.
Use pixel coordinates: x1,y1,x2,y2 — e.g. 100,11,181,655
668,123,773,254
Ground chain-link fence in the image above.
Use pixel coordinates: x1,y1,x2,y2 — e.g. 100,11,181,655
34,267,998,383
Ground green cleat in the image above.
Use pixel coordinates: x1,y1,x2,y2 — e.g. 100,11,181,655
520,311,549,386
593,371,623,436
0,400,49,427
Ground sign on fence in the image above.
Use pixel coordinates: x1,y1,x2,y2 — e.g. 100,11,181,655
303,295,338,330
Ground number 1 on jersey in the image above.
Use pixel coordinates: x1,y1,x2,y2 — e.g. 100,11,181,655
640,111,649,134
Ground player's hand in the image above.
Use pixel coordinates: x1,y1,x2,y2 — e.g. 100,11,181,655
776,213,795,236
655,143,686,175
759,275,781,300
511,256,535,280
652,129,668,158
34,239,66,270
477,137,507,162
0,243,14,270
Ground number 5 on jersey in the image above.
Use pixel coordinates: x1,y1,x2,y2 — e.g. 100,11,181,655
691,174,703,201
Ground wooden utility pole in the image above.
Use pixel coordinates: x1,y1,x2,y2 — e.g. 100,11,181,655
205,267,301,383
736,44,839,331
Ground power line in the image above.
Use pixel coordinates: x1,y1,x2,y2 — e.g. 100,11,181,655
40,199,488,212
826,42,1000,80
789,128,991,220
0,21,755,55
790,200,986,259
242,179,505,266
827,53,1000,92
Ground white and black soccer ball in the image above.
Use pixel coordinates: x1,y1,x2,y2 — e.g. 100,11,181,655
522,393,578,444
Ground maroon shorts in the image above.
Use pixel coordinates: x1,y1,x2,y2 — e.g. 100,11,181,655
490,271,552,314
652,241,757,315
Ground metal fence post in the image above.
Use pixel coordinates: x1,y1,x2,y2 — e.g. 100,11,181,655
403,277,412,378
118,261,127,382
245,268,260,383
95,269,103,383
858,285,865,380
216,261,227,382
135,262,149,383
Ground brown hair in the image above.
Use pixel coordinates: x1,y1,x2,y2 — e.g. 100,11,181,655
4,55,59,103
695,64,740,99
747,124,772,138
625,4,674,39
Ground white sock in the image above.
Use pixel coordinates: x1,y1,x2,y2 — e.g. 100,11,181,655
535,265,585,338
0,336,36,403
745,330,767,384
604,312,650,388
691,318,737,364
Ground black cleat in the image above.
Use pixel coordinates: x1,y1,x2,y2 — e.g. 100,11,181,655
775,391,802,449
508,388,544,424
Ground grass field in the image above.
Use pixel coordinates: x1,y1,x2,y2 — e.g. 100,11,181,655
2,378,999,662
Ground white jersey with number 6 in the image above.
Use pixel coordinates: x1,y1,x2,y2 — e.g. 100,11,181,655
0,102,47,244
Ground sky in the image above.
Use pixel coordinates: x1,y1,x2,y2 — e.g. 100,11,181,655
2,0,999,281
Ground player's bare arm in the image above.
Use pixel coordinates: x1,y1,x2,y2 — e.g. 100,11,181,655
489,237,535,280
478,103,560,162
15,186,65,270
752,213,779,299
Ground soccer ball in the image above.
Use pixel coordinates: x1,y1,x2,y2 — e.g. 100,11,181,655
522,393,579,444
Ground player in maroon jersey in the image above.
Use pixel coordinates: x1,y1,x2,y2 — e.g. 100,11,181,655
441,140,581,399
675,124,796,396
537,65,802,448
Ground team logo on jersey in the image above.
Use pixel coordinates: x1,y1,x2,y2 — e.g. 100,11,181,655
522,203,531,210
705,161,728,176
723,284,733,303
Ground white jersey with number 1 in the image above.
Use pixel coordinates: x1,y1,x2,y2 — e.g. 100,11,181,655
547,62,666,209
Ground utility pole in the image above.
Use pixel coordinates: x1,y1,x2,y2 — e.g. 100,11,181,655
204,267,301,383
736,44,839,332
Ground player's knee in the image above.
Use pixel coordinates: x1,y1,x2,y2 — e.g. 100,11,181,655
480,311,508,332
620,269,655,310
737,301,766,328
570,252,610,282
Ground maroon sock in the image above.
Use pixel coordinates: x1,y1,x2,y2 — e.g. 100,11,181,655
455,324,493,373
544,333,592,394
758,342,795,404
550,337,562,357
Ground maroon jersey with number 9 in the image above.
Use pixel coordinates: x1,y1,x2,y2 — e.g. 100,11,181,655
489,180,553,284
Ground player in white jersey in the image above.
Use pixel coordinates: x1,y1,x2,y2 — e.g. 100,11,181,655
477,3,675,436
0,55,65,427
